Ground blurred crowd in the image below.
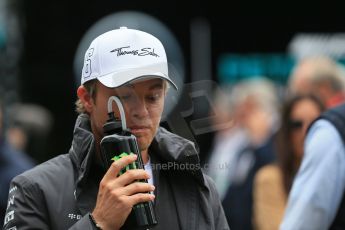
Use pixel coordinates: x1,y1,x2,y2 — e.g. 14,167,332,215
205,55,345,230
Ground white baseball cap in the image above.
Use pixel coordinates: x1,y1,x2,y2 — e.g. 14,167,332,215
81,26,177,89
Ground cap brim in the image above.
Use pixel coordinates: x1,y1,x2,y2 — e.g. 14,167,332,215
97,69,178,90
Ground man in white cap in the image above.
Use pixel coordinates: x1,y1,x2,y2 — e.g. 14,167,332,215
3,27,229,230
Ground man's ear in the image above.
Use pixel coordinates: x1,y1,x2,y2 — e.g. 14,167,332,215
77,86,94,113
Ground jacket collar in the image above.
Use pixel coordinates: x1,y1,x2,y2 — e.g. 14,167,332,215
69,114,95,187
151,127,204,230
151,127,205,185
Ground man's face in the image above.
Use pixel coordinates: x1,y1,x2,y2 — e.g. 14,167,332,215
89,78,165,153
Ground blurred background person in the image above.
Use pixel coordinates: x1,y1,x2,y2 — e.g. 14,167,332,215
288,55,345,108
205,85,237,200
0,101,35,226
280,100,345,229
206,77,279,230
253,94,325,230
5,103,53,162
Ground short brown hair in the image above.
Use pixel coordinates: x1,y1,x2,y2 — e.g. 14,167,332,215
75,80,97,114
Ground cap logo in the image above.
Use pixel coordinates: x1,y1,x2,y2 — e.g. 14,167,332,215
83,48,94,79
110,46,159,58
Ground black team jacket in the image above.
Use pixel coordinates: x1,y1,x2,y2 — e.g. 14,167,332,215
3,114,229,230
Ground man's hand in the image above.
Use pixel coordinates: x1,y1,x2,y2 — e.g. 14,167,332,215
92,154,155,230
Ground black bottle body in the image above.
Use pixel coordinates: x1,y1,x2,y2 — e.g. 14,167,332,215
100,132,157,229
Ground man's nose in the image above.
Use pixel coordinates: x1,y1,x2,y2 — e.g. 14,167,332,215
131,98,149,119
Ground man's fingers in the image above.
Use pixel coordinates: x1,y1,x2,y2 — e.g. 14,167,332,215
103,154,137,181
116,169,150,186
122,182,155,196
128,193,155,207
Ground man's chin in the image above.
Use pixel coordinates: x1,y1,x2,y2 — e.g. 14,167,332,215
136,138,150,150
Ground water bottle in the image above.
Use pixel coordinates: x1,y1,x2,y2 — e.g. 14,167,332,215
100,96,157,229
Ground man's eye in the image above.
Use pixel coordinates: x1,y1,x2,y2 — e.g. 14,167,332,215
147,93,161,102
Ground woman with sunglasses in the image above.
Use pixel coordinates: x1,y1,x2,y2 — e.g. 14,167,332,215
253,94,325,230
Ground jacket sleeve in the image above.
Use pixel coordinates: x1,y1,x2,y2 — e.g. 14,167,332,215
2,175,98,230
204,174,230,230
2,175,49,230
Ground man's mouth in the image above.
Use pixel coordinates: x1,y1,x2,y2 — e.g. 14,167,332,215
129,125,150,134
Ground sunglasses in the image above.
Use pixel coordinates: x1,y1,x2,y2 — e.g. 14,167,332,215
289,120,303,129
